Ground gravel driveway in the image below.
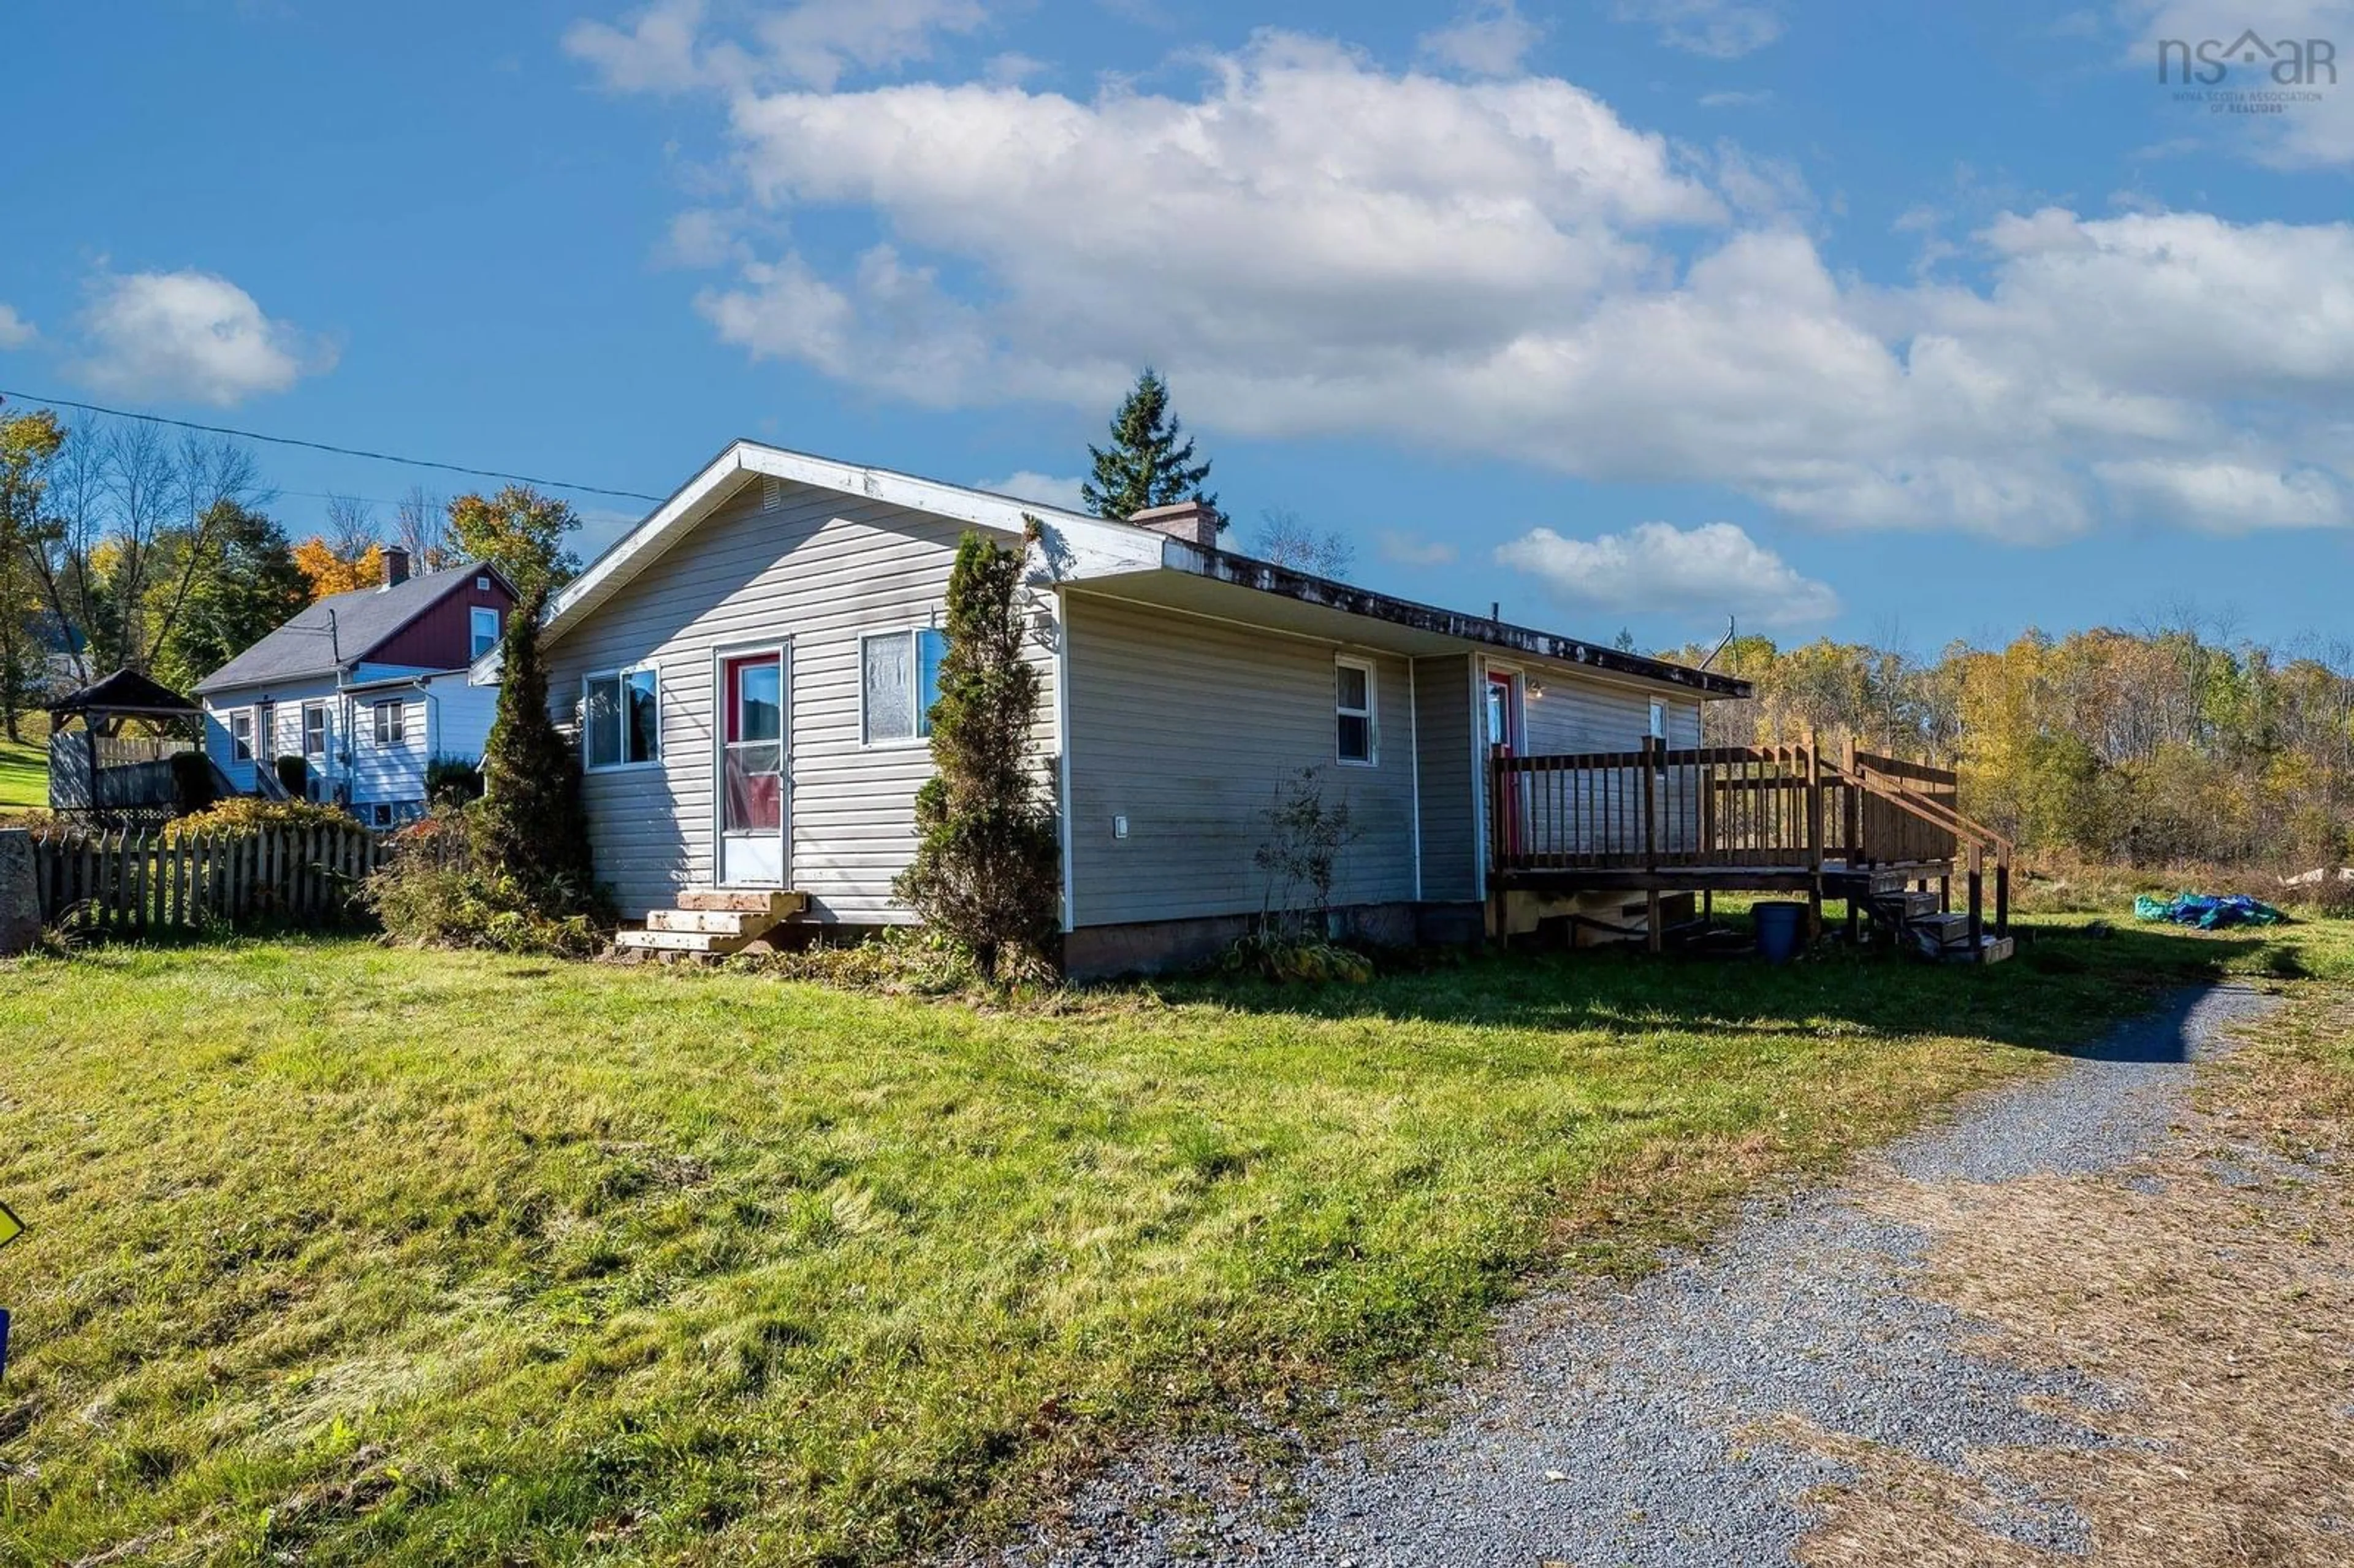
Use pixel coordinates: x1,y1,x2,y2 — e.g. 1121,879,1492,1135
989,983,2283,1568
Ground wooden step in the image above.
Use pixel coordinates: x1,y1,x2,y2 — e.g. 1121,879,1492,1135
1944,935,2014,965
1910,911,1975,945
612,927,758,956
647,908,778,936
674,889,809,917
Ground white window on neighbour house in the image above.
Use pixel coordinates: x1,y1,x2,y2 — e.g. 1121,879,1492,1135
583,668,661,770
374,701,408,747
302,704,328,758
1649,700,1666,741
1335,656,1376,764
230,710,253,763
861,628,948,745
470,606,501,660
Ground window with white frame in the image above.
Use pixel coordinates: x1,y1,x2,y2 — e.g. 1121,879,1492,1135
861,628,948,745
470,606,501,660
1648,700,1665,740
230,710,253,763
1335,657,1376,764
374,700,408,747
583,667,660,769
302,704,328,758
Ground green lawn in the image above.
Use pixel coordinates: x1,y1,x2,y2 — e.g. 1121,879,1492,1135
0,733,44,812
0,923,2340,1565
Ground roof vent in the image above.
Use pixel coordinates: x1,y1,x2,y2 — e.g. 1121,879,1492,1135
762,477,782,512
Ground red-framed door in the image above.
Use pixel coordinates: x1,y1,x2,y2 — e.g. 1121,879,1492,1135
717,649,787,886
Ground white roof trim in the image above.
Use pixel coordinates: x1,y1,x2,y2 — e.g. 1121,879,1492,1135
470,440,1160,684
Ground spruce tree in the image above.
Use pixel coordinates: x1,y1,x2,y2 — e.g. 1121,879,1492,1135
479,585,596,910
1081,368,1220,527
894,527,1062,979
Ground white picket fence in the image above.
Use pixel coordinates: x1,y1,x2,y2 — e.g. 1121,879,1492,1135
31,825,392,934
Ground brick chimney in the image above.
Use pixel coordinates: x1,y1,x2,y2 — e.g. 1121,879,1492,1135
1129,498,1221,549
381,546,411,590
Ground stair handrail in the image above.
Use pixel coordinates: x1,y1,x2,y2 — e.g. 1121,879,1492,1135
1838,761,2013,866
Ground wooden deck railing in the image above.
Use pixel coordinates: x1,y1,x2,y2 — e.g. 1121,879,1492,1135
1488,738,2003,877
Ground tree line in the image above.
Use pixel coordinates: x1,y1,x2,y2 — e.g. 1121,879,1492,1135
0,405,582,739
1661,623,2354,871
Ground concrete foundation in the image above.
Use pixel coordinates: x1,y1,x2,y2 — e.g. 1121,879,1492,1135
1060,901,1484,980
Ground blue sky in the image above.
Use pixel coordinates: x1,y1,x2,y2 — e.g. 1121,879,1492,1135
4,0,2352,655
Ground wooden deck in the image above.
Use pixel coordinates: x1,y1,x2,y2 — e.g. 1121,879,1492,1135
1487,737,2013,953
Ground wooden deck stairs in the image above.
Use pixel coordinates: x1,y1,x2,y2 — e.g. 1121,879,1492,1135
1859,884,2014,965
611,889,809,959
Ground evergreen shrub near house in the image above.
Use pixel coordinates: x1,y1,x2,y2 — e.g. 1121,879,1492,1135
893,526,1062,981
366,587,606,954
423,755,484,805
274,755,308,799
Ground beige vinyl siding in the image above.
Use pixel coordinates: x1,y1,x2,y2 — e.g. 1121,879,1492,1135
1519,668,1701,753
540,478,1057,922
1411,654,1479,902
1065,595,1418,927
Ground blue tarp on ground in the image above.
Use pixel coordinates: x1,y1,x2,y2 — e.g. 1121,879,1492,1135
2133,892,2287,929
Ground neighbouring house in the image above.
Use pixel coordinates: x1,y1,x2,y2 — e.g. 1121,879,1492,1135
474,441,1855,976
195,550,517,826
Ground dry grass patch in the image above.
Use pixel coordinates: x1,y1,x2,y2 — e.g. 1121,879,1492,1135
1778,987,2354,1567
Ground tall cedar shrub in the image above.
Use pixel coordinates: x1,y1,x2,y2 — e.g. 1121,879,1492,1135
479,585,596,911
894,528,1062,979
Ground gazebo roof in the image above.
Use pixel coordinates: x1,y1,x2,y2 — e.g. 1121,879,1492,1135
49,668,201,725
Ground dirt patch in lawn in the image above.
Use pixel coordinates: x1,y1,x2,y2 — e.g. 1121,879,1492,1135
1775,992,2354,1567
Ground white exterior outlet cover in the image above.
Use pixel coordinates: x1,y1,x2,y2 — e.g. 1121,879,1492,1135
1114,815,1129,839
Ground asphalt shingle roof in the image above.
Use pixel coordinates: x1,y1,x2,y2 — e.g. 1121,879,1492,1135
192,565,492,695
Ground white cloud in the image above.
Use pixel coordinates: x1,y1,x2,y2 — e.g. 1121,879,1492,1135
0,304,35,349
566,0,988,94
72,269,331,406
1377,530,1460,566
1496,520,1837,626
1614,0,1784,58
1417,1,1542,77
1698,88,1774,108
978,470,1089,511
656,207,748,268
2091,457,2348,531
584,21,2354,541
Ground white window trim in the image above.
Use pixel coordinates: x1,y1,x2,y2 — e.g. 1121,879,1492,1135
1648,699,1666,741
229,709,254,763
470,606,501,660
858,625,948,750
301,702,330,758
582,664,663,773
1335,653,1378,767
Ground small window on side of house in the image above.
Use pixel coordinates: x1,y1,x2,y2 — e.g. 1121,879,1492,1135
302,704,328,758
861,627,949,745
470,606,501,660
374,701,408,747
1648,699,1666,741
230,710,253,763
1335,656,1376,765
583,668,660,770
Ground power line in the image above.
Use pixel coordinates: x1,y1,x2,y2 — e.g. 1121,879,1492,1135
0,387,666,504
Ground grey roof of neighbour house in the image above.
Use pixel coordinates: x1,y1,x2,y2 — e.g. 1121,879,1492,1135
192,564,495,695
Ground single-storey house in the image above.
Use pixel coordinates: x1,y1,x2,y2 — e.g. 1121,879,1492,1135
196,551,517,825
476,441,1754,974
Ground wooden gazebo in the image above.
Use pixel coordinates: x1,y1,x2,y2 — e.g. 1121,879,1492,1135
47,669,207,820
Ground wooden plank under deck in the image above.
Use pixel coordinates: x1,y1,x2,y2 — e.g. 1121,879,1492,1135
1493,859,1954,897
